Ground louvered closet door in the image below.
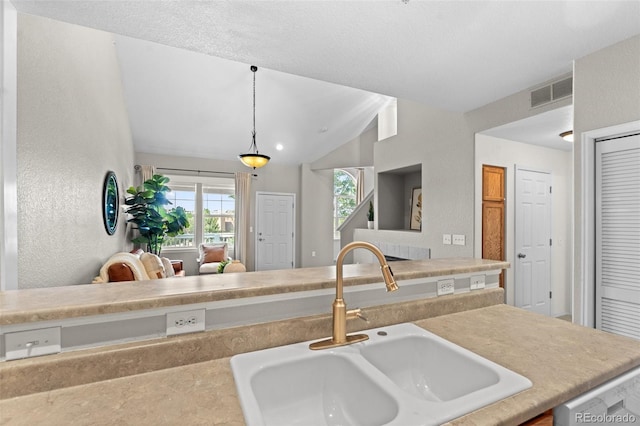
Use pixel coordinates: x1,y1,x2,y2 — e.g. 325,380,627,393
596,134,640,338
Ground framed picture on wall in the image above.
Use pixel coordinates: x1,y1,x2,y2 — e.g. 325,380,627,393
410,187,422,231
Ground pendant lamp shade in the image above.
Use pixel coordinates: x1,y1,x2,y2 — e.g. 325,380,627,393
239,66,270,169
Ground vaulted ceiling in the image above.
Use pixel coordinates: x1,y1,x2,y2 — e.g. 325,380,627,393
113,36,392,164
13,1,640,162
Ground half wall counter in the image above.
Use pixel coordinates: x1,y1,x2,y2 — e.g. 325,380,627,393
0,258,508,361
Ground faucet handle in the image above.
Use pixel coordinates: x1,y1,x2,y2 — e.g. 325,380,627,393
347,308,368,322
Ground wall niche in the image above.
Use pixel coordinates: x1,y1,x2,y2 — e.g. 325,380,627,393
377,164,422,231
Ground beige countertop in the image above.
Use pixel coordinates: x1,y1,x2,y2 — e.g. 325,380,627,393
0,258,508,325
2,303,640,425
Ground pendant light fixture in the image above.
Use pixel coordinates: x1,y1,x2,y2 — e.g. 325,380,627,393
239,65,270,169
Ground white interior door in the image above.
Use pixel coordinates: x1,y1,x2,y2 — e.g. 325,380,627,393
256,192,295,271
596,134,640,339
515,167,552,316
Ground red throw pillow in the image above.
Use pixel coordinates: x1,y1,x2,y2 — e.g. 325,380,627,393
108,263,136,282
203,246,225,263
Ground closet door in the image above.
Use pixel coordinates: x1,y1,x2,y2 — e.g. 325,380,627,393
596,134,640,338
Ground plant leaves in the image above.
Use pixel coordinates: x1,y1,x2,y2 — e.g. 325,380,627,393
124,173,188,251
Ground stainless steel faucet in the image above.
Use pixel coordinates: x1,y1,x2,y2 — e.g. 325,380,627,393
309,241,398,350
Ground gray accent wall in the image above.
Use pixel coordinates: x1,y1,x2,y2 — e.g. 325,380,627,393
17,14,134,288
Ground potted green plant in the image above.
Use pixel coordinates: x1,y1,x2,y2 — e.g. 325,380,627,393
217,259,230,274
367,201,374,229
124,174,189,256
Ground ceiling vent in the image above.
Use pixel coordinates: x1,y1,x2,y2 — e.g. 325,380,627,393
530,76,573,108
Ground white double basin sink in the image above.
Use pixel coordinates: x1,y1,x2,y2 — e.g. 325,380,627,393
231,322,531,426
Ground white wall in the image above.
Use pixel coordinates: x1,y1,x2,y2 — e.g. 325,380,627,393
369,77,576,316
369,88,571,264
1,0,18,290
573,34,640,325
300,164,334,267
378,98,397,141
17,14,134,288
466,76,573,136
463,72,574,311
374,99,474,258
311,126,376,171
474,134,572,316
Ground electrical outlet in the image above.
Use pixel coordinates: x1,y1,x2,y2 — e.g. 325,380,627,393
5,327,61,360
470,275,486,290
437,279,455,296
166,309,206,336
452,234,466,246
442,234,452,245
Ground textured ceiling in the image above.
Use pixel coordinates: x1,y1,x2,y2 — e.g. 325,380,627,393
12,0,640,162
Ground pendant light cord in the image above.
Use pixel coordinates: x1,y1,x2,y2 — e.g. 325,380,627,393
252,65,257,151
239,65,270,168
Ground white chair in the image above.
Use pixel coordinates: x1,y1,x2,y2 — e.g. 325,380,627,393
198,243,232,274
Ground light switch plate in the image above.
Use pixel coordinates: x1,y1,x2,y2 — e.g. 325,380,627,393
442,234,452,245
452,234,466,246
5,327,61,360
470,275,486,290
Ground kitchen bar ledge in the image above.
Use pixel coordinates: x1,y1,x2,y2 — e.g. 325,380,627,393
1,290,505,400
2,303,640,425
0,258,507,325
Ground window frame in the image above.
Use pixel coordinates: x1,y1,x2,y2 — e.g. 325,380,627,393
201,189,235,248
163,183,198,249
162,175,235,257
333,169,357,239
